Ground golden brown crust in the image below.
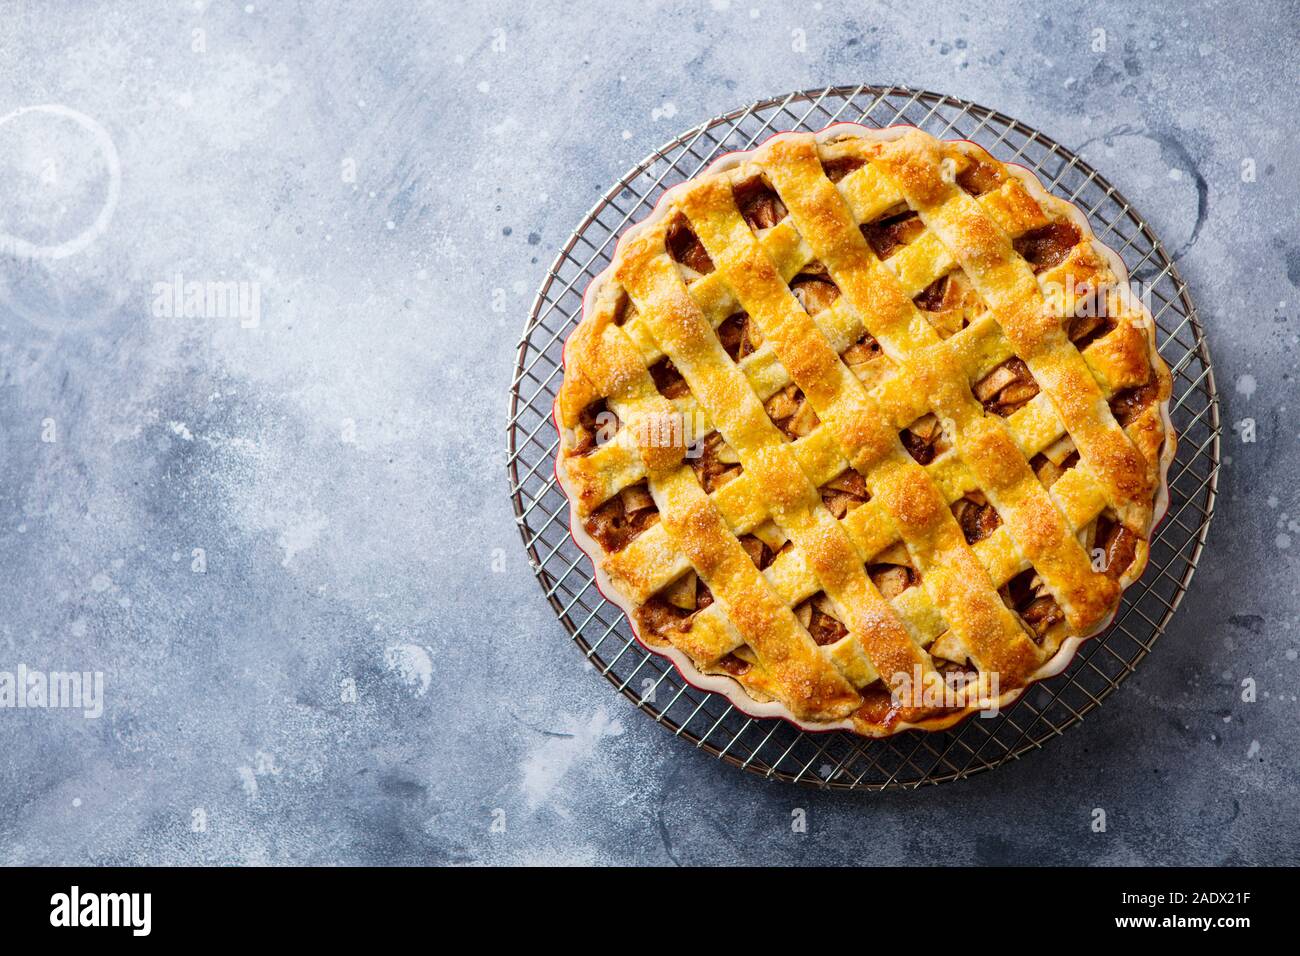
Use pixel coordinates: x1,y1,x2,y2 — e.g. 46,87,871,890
555,126,1174,736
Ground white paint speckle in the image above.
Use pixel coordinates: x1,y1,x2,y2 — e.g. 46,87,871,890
520,709,624,811
651,101,677,121
237,765,258,800
385,643,434,696
1235,374,1257,399
1246,740,1261,759
273,510,328,566
168,420,193,441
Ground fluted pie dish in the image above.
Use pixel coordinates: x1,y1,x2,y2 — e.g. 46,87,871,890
555,124,1174,737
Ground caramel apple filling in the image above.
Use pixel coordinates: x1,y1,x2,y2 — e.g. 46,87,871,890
666,217,714,276
737,522,789,571
1066,312,1116,349
1001,567,1063,641
1109,380,1160,428
794,592,848,646
819,469,870,519
572,398,620,456
734,176,789,230
899,413,947,465
611,292,636,327
1013,220,1081,273
583,481,659,552
1029,434,1080,490
1091,512,1139,580
868,541,920,599
790,271,841,316
765,383,819,440
974,357,1039,416
952,491,1001,544
955,156,1005,197
636,571,714,641
840,331,882,378
649,357,690,400
913,270,984,339
862,208,926,260
717,651,752,676
914,274,950,312
717,311,763,361
689,431,743,493
821,156,865,183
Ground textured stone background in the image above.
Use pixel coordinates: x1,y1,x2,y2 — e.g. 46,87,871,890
0,0,1295,866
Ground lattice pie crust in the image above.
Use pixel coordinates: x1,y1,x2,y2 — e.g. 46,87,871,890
555,125,1175,736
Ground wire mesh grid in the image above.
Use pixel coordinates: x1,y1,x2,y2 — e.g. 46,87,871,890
506,85,1219,790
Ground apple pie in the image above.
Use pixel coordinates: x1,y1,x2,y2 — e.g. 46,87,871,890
555,125,1174,736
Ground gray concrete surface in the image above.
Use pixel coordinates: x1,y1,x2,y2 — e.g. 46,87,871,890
0,0,1295,866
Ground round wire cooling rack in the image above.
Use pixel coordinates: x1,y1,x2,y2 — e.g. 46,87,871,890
506,85,1220,791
